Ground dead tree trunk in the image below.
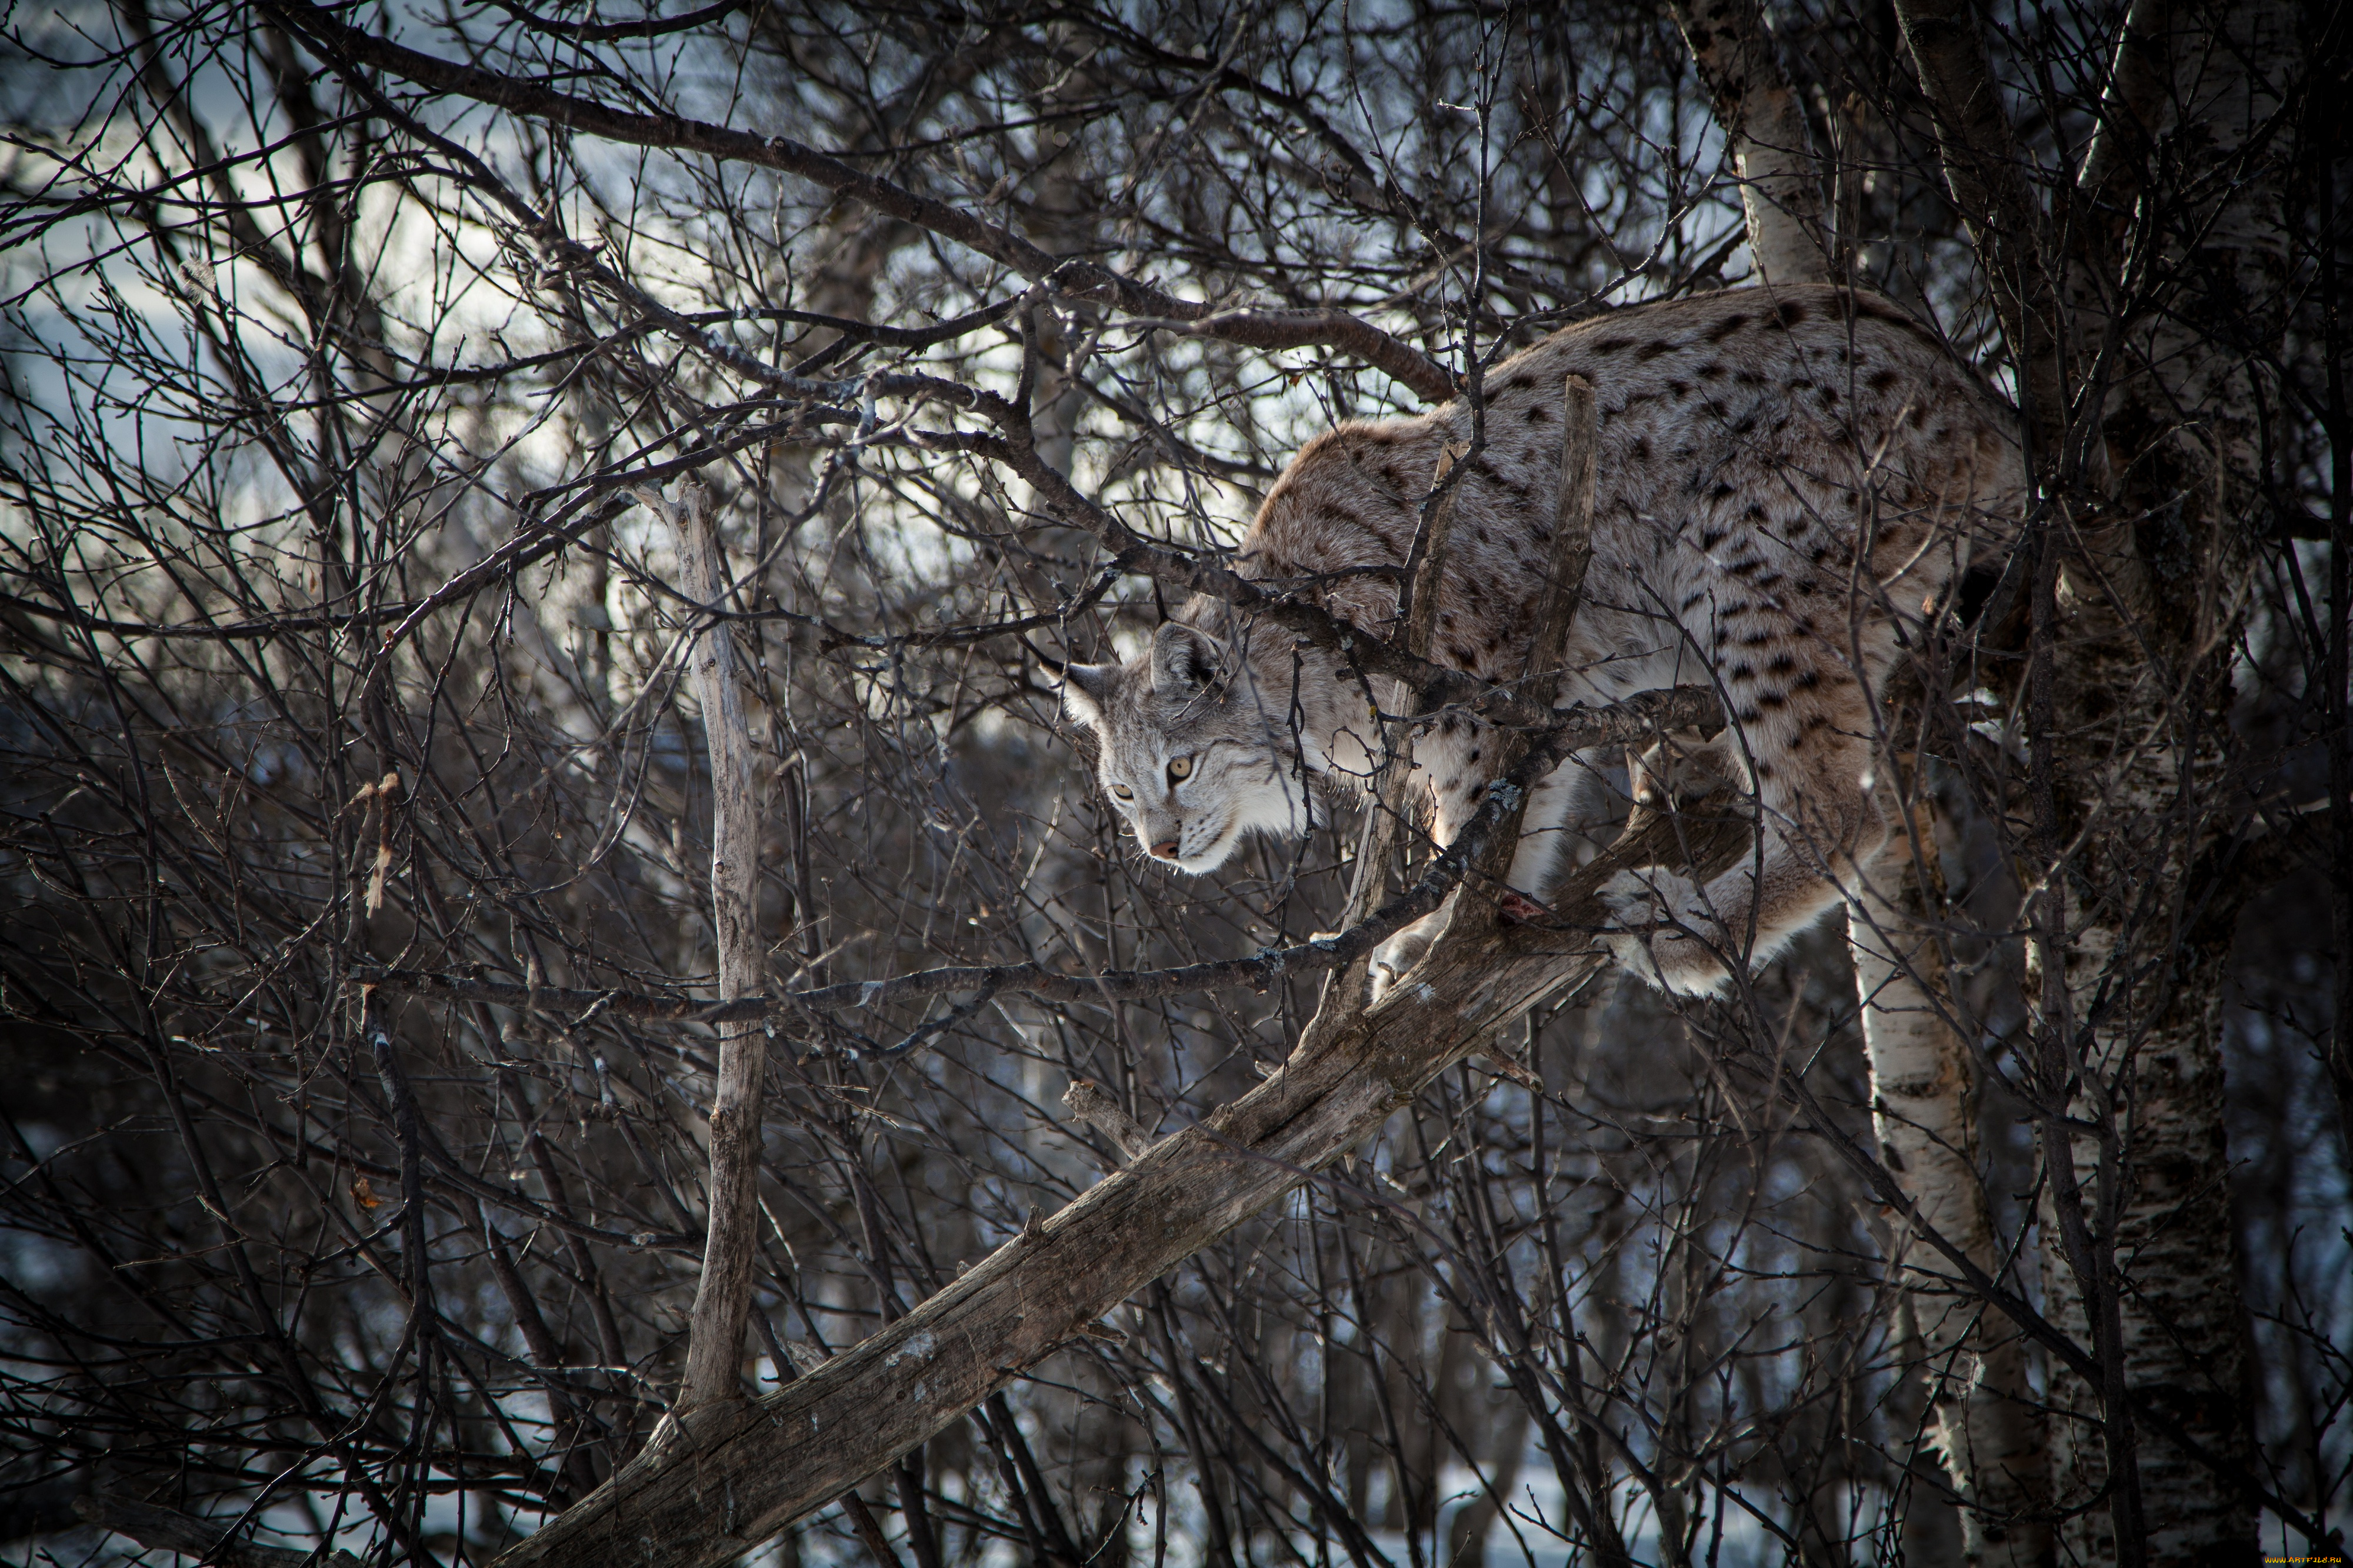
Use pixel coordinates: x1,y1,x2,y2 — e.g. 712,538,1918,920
639,481,769,1414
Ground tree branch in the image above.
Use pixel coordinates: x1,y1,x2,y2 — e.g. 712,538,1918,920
484,800,1756,1568
258,0,1459,402
642,480,768,1413
1889,0,2069,449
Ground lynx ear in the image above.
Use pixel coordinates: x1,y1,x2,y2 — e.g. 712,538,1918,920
1151,622,1225,694
1061,663,1116,727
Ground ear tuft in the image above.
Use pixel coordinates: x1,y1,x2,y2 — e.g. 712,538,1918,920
1061,663,1114,727
1150,622,1224,694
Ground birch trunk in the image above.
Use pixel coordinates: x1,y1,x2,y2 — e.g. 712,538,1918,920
2031,1,2294,1559
1849,823,2051,1567
652,481,769,1413
2035,933,2254,1566
1666,0,1834,286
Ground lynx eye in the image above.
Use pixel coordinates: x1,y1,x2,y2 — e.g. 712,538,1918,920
1110,783,1134,802
1168,756,1193,781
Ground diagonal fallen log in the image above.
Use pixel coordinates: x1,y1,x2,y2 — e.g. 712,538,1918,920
486,798,1753,1568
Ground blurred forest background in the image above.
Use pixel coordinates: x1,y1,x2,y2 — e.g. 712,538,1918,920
0,0,2345,1564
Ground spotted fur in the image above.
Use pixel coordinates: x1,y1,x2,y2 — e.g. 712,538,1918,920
1064,285,2024,994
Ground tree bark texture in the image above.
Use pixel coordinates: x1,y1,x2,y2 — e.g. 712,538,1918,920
2031,3,2295,1560
1849,829,2051,1567
2035,937,2255,1566
651,481,769,1414
1888,0,2069,449
486,804,1754,1568
1667,0,1835,286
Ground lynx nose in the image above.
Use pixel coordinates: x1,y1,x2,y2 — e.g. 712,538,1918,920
1149,838,1180,861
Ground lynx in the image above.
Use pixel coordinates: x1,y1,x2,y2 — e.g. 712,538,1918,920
1061,285,2024,995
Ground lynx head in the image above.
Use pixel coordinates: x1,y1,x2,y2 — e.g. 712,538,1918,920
1061,622,1314,872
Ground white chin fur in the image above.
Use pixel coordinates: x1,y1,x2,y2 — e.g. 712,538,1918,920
1176,819,1245,873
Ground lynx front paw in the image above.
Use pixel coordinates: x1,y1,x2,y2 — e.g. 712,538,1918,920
1368,915,1443,1003
1599,869,1732,996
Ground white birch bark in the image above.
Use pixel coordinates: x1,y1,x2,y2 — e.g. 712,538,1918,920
1666,0,1834,286
1850,825,2051,1568
2031,1,2293,1559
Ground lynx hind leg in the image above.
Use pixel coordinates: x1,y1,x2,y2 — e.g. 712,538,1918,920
1604,737,1886,995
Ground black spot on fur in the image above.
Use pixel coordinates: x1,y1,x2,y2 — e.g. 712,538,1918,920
1468,748,1481,762
1868,368,1901,394
1699,527,1728,550
1638,339,1676,361
1772,299,1807,328
1632,436,1654,463
1767,652,1797,674
1698,361,1726,381
1794,669,1823,690
1705,313,1751,342
1681,590,1707,613
1527,405,1549,422
1592,336,1636,354
1757,692,1788,709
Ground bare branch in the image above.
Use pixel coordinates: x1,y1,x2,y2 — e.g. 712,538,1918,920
259,0,1461,402
645,481,768,1414
486,802,1756,1568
